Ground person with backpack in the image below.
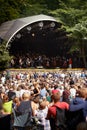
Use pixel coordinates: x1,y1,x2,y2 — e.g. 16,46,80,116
46,90,69,130
67,88,87,130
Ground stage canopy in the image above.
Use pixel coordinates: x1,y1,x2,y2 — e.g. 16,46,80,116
0,14,68,56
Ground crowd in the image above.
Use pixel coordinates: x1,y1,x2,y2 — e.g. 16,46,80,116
10,52,73,68
0,70,87,130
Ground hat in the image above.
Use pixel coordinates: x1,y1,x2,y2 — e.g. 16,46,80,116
52,89,59,95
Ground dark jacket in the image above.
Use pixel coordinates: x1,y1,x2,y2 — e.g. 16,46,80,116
66,97,87,130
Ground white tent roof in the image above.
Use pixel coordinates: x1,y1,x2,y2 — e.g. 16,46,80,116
0,14,58,45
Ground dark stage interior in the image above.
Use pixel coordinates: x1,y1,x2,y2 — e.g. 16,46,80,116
8,21,69,57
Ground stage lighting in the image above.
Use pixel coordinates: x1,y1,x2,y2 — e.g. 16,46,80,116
32,33,35,37
16,33,21,39
50,22,55,28
27,26,31,31
38,22,44,28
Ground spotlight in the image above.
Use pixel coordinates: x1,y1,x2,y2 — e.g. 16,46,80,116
16,33,21,39
38,22,43,28
50,22,55,28
27,26,31,31
32,33,35,37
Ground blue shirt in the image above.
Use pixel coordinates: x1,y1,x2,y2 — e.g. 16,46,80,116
40,88,47,97
69,97,87,121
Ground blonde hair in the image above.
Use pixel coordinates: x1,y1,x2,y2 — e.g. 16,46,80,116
22,92,30,100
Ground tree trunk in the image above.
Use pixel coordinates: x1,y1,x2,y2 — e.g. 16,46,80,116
81,41,87,68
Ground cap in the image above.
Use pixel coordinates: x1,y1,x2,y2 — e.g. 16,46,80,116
52,89,59,95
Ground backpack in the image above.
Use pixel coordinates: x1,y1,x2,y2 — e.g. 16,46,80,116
50,107,66,130
55,107,66,130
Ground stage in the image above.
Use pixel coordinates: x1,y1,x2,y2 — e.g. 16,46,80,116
7,68,86,73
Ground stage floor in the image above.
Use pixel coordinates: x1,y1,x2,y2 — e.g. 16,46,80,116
7,68,86,73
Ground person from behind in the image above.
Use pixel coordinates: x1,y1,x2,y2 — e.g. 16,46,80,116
15,92,35,130
69,88,87,121
46,90,69,130
17,92,34,115
67,88,87,130
36,100,51,130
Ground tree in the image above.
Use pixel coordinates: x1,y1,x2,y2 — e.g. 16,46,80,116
0,42,12,70
69,20,87,68
0,0,29,24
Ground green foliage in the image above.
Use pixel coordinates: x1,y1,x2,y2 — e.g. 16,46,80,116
69,20,87,67
20,3,49,17
28,0,60,10
0,0,28,24
0,42,11,70
72,21,87,40
68,20,87,46
0,0,87,26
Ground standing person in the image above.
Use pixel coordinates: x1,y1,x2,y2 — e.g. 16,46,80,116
2,94,13,114
66,88,87,130
68,58,72,68
15,92,34,130
46,90,69,130
69,88,87,119
17,92,34,115
36,101,51,130
40,83,47,98
1,94,12,130
62,86,70,104
8,87,16,101
33,82,40,97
